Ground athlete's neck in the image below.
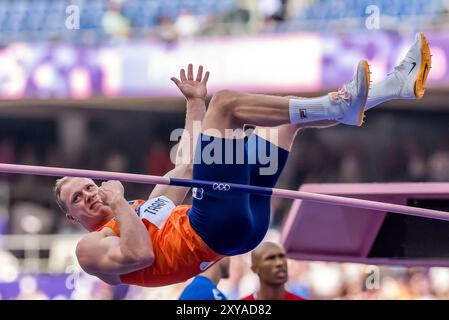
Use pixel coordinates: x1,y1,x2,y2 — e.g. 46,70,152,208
257,282,286,300
84,211,116,232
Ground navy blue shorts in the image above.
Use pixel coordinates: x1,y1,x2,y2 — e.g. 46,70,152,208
188,133,289,255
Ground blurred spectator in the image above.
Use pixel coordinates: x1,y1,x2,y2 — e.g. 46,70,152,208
102,0,131,41
377,275,413,299
0,250,19,282
409,271,433,299
338,143,363,182
285,260,312,298
222,4,251,35
174,9,201,38
242,242,304,300
427,143,449,181
179,257,230,300
10,201,53,234
154,15,179,43
220,254,255,299
308,262,344,299
429,267,449,299
403,140,428,181
15,275,48,300
258,0,288,33
105,150,128,173
340,264,370,300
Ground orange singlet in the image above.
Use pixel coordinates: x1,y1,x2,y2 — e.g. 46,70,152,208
98,199,223,287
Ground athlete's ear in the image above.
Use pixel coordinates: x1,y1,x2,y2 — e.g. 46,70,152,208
250,265,258,274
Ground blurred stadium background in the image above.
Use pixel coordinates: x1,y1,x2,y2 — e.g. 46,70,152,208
1,0,449,300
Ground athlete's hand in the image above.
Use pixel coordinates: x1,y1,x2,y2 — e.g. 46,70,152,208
171,64,209,101
98,180,125,209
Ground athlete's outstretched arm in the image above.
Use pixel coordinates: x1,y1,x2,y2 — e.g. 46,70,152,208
148,64,209,204
172,64,209,165
76,181,154,276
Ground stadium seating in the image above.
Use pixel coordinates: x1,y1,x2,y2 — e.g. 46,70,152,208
0,0,446,44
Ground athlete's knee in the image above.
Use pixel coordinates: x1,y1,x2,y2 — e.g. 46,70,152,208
176,163,194,178
208,90,239,117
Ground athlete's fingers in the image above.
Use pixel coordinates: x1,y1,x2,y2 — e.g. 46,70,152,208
98,188,108,203
196,65,203,82
202,71,210,84
180,69,187,81
171,77,181,87
187,64,194,80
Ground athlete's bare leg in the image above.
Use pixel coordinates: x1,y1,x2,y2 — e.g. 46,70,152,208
202,60,370,137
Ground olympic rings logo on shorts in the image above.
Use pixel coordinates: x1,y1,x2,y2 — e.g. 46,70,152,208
212,183,231,191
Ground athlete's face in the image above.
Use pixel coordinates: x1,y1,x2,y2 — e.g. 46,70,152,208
60,178,111,227
253,244,288,286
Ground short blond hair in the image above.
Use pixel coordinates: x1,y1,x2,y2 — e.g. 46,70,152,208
54,177,72,213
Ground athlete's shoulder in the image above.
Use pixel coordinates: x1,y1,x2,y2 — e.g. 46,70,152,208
192,275,214,286
179,276,217,300
285,291,305,300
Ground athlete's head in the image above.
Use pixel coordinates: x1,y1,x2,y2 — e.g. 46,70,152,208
251,242,288,286
55,177,113,231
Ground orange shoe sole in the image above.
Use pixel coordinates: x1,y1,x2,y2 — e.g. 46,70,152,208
357,60,370,126
414,32,432,99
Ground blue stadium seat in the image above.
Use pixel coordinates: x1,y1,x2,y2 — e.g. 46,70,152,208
285,0,445,31
0,0,443,44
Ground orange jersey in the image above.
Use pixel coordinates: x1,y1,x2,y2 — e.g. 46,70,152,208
98,199,223,287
